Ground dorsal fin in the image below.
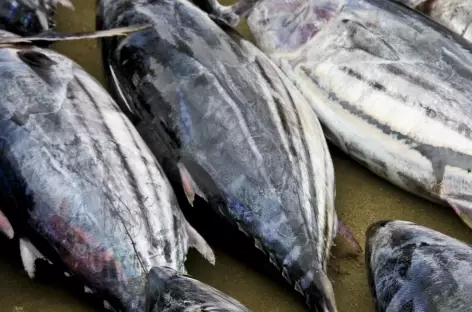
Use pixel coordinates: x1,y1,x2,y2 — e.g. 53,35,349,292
17,50,57,86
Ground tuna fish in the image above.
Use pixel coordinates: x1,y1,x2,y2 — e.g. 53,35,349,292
395,0,472,42
97,0,362,310
366,220,472,312
0,0,74,36
145,266,252,312
0,29,214,312
245,0,472,230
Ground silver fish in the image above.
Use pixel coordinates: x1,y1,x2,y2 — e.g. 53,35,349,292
0,0,74,36
395,0,472,42
0,30,214,312
366,220,472,312
145,266,252,312
246,0,472,230
97,0,357,310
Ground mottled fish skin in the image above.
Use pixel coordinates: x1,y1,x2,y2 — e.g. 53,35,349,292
0,0,73,36
145,266,252,312
0,30,213,312
366,220,472,312
396,0,472,42
247,0,472,229
97,0,339,311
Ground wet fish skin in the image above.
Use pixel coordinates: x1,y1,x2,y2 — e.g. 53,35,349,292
247,0,472,229
0,30,213,312
395,0,472,42
98,0,340,310
145,266,252,312
366,220,472,312
0,0,73,36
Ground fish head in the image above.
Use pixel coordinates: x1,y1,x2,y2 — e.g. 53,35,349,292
365,220,472,311
246,0,342,54
145,266,251,312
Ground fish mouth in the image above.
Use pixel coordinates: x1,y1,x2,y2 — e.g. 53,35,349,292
302,268,338,312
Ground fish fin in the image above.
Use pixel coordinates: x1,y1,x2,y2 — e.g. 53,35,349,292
447,198,472,230
0,210,14,239
35,10,50,31
0,25,152,44
56,0,75,9
177,162,207,206
19,238,49,278
337,219,363,253
17,50,56,67
84,286,94,294
186,221,215,265
17,50,57,86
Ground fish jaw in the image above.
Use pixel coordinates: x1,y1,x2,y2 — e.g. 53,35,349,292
247,0,343,54
146,266,252,312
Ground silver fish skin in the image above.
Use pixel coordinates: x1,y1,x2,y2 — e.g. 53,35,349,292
247,0,472,229
394,0,472,42
366,220,472,312
0,0,73,36
97,0,339,310
145,266,252,312
0,30,214,312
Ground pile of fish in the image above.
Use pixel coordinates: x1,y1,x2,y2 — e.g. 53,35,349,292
0,0,471,311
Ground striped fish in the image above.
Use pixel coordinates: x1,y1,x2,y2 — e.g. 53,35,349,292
246,0,472,230
366,220,472,312
97,0,353,310
146,266,252,312
395,0,472,42
0,0,73,36
0,30,214,312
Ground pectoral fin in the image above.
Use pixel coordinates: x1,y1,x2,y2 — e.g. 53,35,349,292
337,219,363,253
186,221,215,265
0,210,14,239
178,162,207,206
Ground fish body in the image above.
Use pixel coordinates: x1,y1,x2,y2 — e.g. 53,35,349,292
396,0,472,42
247,0,472,229
146,266,252,312
366,220,472,312
0,30,213,312
0,0,73,36
97,0,339,310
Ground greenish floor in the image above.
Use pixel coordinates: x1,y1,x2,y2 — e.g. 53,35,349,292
1,1,471,311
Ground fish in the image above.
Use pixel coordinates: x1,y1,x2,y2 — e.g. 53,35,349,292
394,0,472,42
365,220,472,312
245,0,472,230
0,0,74,36
0,29,214,312
145,266,252,311
97,0,362,310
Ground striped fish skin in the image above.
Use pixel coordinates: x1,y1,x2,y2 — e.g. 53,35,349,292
0,0,73,36
146,266,252,312
0,30,214,312
397,0,472,42
97,0,339,310
366,220,472,312
247,0,472,229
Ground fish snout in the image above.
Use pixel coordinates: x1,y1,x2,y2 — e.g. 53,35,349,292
365,220,392,241
306,269,338,312
145,267,176,312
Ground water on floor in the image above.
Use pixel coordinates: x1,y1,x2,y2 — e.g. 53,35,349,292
1,1,471,312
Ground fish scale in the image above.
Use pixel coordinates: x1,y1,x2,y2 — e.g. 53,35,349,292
246,0,472,230
97,0,343,310
0,31,215,312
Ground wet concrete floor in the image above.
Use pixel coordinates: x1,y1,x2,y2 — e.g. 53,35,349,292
1,1,472,312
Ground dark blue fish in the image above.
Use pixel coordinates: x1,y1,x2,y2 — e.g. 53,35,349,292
366,220,472,312
0,29,214,312
97,0,361,311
